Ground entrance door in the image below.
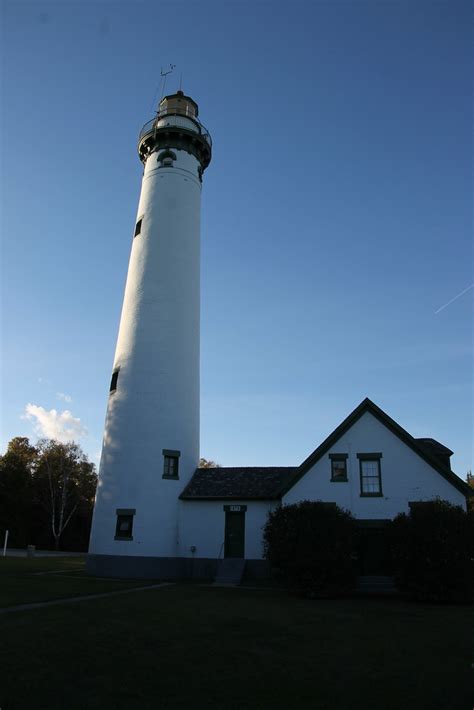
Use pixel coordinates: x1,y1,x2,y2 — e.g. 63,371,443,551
224,510,245,558
357,524,392,575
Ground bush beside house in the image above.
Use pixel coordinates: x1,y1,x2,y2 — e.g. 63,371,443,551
263,501,357,596
389,500,474,603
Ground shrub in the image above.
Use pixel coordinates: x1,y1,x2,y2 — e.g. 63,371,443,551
389,500,474,603
263,501,357,596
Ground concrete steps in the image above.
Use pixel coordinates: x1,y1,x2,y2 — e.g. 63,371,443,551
214,558,246,586
356,575,397,596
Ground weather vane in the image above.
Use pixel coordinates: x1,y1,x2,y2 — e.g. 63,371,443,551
159,64,176,100
160,63,175,78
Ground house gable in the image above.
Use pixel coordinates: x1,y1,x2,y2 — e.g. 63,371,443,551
280,398,470,508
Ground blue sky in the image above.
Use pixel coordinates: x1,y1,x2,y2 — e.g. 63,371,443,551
1,0,472,478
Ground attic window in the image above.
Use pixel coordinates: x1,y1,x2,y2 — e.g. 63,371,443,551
329,454,348,482
358,453,383,497
134,219,142,237
110,368,119,393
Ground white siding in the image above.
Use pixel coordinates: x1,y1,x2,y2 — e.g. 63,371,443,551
89,148,202,558
179,500,278,559
283,411,466,516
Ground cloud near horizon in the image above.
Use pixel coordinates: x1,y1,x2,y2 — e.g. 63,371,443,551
23,403,87,443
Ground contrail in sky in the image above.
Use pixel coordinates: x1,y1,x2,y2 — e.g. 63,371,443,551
434,283,474,314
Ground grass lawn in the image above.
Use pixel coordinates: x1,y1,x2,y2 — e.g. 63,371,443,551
0,557,155,608
0,558,473,710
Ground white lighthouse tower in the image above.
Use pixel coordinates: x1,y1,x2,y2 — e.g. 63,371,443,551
87,91,212,577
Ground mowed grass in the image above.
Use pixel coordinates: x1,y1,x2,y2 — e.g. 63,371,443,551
0,560,473,710
0,557,155,607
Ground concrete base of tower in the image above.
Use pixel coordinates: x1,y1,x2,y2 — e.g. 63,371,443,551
85,554,270,581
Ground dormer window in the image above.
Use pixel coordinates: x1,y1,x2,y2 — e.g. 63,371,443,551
157,150,177,168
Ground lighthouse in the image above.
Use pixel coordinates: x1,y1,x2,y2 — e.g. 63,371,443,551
87,91,212,578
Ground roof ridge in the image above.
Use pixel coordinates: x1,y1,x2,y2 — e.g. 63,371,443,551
278,397,471,498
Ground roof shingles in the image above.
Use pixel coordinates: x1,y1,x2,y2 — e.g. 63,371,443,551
180,467,297,500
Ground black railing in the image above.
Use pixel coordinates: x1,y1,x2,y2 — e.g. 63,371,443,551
138,112,212,149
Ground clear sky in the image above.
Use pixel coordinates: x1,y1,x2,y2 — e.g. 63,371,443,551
1,0,472,479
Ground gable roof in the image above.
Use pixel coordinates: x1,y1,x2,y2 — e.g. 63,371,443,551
278,398,471,498
180,467,297,500
180,399,470,502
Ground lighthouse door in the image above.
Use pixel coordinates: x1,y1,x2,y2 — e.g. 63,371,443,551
224,506,246,558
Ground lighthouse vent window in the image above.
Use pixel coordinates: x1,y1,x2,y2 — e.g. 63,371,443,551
157,150,176,168
162,449,180,479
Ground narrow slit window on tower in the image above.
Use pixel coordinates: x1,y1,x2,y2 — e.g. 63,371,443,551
162,449,180,479
110,368,119,393
134,218,142,238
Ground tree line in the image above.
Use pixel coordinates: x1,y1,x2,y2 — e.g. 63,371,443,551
0,437,97,551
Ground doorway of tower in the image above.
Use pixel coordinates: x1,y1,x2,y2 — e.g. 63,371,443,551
357,520,392,575
223,505,246,558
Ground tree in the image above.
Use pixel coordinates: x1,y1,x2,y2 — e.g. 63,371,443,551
199,458,221,468
0,437,37,546
466,471,474,513
33,440,97,550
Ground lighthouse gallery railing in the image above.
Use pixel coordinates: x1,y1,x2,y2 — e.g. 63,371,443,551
138,113,212,149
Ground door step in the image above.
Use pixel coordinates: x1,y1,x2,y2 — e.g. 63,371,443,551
213,558,246,586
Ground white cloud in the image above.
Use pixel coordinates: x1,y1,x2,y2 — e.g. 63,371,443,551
23,403,87,443
56,392,72,403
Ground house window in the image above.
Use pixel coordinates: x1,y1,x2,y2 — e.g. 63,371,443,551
109,368,119,393
329,454,348,482
358,453,383,496
115,509,135,540
163,449,180,479
134,218,142,237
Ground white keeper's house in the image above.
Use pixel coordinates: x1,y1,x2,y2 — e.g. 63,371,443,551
86,90,471,581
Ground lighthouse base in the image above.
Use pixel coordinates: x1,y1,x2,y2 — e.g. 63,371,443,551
86,554,270,581
86,553,216,580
